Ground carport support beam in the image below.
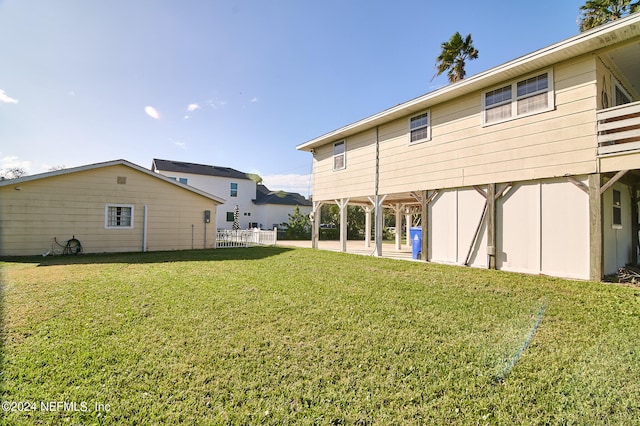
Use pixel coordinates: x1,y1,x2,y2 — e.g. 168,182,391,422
394,203,402,250
487,183,497,270
589,174,603,281
336,198,350,253
364,205,372,248
632,184,639,265
311,201,323,249
420,190,428,261
405,208,412,247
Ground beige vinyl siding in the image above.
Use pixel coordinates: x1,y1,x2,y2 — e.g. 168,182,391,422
0,164,217,256
378,57,597,194
312,129,376,200
310,55,599,201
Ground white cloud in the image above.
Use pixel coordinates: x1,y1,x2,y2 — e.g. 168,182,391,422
187,103,200,112
250,97,258,103
174,141,186,149
144,106,160,120
0,89,19,104
261,173,311,196
1,155,32,173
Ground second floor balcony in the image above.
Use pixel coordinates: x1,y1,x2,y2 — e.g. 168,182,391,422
597,100,640,156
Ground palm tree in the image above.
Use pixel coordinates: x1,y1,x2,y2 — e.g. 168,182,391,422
578,0,640,32
433,32,479,84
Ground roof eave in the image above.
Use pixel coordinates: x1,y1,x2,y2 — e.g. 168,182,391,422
0,159,226,205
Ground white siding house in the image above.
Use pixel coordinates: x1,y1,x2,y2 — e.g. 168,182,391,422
152,159,311,231
297,15,640,281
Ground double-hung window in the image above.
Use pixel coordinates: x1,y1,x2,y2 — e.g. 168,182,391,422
409,111,430,144
516,73,549,115
230,182,238,197
105,204,134,229
333,140,346,171
483,70,553,125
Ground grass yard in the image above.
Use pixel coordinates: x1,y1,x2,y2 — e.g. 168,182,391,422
1,247,640,424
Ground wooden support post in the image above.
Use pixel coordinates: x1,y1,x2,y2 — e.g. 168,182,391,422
311,201,323,249
487,183,496,269
394,203,402,250
420,190,428,261
335,198,350,252
405,208,412,247
632,184,639,265
589,174,603,281
364,205,372,248
368,195,386,256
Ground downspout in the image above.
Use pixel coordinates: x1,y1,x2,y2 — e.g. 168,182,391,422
142,205,148,252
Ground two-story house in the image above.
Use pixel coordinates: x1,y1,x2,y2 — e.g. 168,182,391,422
297,14,640,281
152,159,311,231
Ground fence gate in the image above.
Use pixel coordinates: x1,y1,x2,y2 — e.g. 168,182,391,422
215,228,278,248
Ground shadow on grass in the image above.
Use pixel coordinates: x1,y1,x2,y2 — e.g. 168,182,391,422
0,246,294,266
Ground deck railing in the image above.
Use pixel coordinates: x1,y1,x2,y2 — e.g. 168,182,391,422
597,100,640,156
215,228,278,248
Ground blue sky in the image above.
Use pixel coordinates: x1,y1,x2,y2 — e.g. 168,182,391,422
1,0,586,195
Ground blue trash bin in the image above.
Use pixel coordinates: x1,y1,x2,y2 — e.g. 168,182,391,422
410,227,422,259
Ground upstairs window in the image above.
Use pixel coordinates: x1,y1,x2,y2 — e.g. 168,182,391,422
230,182,238,197
178,177,188,184
485,85,512,123
483,70,554,125
516,73,549,115
409,111,430,144
105,204,133,229
333,140,345,171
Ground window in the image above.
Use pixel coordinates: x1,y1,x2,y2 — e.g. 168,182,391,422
485,85,512,123
170,177,189,184
105,204,133,229
226,212,234,222
483,70,553,125
333,140,345,171
230,182,238,197
614,82,631,106
409,111,430,144
612,189,622,229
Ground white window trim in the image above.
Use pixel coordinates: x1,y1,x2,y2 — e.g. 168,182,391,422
408,110,431,145
333,140,346,171
482,69,555,127
105,204,134,229
612,78,632,106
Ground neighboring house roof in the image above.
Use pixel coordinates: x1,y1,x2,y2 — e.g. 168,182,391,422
297,13,640,151
254,184,312,206
0,159,226,204
152,158,251,180
152,158,311,206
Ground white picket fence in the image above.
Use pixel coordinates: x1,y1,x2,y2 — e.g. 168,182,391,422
215,228,278,248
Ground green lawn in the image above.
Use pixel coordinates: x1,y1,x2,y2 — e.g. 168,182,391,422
1,247,639,424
